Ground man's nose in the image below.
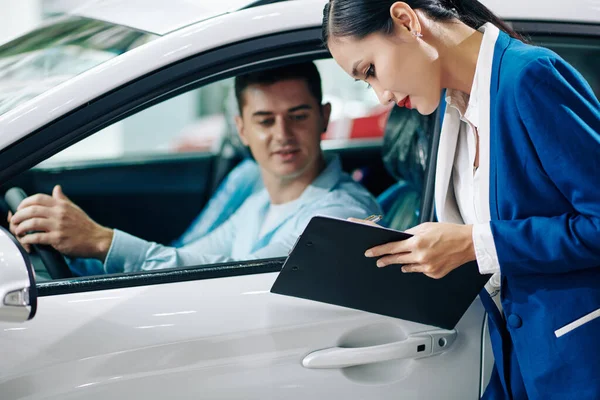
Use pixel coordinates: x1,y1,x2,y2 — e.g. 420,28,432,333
273,117,294,140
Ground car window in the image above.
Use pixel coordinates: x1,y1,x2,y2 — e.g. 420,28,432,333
39,58,383,165
0,16,157,117
10,58,387,283
533,35,600,98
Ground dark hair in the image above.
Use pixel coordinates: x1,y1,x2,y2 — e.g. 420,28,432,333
234,62,323,114
323,0,526,44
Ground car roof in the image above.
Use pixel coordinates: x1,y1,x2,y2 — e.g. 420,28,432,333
484,0,600,25
70,0,289,35
69,0,600,37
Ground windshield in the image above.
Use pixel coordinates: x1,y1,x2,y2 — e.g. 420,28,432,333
0,16,158,116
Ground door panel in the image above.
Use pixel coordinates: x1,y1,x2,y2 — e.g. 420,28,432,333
0,273,485,399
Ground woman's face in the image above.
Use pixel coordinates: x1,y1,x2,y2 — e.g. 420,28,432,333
328,10,442,115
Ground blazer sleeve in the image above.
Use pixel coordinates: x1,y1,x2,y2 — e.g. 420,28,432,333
490,56,600,276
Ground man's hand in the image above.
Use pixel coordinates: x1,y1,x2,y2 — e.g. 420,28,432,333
365,222,476,279
7,185,113,261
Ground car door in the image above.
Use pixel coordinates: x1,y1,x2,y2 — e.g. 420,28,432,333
0,8,488,400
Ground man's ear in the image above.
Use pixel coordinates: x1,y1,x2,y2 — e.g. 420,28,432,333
389,2,421,38
321,102,332,133
234,115,249,146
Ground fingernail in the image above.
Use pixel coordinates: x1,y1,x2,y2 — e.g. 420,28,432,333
376,261,384,268
365,250,373,257
401,267,407,273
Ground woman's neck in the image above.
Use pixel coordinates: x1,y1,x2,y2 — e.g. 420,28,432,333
426,20,484,95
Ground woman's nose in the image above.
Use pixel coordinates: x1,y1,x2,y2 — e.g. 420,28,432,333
377,89,395,106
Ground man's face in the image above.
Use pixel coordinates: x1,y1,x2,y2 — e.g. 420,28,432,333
235,79,331,181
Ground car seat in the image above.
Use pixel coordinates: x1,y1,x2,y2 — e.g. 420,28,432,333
377,105,434,231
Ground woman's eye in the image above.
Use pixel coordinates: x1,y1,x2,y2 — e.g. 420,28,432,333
364,64,375,89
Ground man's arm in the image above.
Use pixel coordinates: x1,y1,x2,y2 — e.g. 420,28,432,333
8,184,240,274
104,214,237,273
108,193,378,273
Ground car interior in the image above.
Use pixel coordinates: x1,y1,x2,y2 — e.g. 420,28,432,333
0,58,435,281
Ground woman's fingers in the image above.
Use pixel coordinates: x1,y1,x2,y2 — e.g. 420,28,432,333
400,264,420,273
375,253,418,268
366,238,412,257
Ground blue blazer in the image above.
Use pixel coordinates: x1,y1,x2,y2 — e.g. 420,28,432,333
481,31,600,399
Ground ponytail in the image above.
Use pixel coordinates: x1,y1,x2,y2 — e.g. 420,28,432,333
323,0,527,44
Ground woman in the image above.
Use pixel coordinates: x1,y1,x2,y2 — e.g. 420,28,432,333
324,0,600,399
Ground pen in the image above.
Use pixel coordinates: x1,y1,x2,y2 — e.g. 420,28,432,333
365,214,383,224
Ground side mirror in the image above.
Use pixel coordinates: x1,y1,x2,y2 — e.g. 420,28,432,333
0,226,37,322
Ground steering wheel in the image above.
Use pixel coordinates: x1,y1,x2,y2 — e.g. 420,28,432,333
4,187,73,279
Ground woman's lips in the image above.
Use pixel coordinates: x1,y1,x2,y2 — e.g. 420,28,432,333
397,96,411,109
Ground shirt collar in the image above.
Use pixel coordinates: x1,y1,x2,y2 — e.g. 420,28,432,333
445,22,499,128
296,154,344,201
255,154,344,206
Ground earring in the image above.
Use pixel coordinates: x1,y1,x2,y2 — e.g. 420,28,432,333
413,31,423,38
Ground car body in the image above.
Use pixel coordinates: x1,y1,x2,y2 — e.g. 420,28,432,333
0,0,598,398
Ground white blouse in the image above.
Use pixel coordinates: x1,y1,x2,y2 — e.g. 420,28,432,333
440,23,503,309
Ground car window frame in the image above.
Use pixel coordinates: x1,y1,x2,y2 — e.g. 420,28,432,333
0,27,332,296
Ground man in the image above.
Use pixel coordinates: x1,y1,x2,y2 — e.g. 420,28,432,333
8,62,381,274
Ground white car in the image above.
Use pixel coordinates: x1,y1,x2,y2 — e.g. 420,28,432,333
0,1,598,399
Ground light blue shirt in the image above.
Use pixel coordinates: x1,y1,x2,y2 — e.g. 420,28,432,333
104,156,381,273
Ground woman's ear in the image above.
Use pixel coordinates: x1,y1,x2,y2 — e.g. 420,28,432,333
389,2,422,37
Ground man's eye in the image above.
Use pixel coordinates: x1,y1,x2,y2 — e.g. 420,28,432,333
259,119,274,126
290,114,309,121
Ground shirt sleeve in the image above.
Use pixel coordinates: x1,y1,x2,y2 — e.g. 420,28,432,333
473,223,500,274
103,188,380,273
104,212,238,273
490,56,600,276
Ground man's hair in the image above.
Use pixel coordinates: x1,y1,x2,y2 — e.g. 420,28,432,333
234,62,323,114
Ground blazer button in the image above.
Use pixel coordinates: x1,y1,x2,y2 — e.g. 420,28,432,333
508,314,523,329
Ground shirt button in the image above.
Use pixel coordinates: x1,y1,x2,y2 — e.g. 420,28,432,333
507,314,523,329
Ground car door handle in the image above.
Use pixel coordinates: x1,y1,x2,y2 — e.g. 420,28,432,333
302,330,457,369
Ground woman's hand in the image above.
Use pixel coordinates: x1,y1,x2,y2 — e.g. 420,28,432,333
365,222,476,279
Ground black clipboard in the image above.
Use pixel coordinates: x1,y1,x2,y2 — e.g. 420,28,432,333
270,216,491,329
